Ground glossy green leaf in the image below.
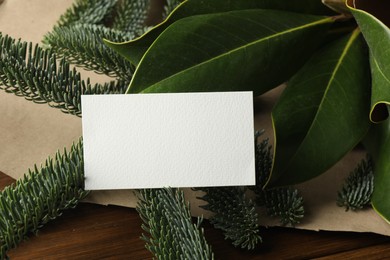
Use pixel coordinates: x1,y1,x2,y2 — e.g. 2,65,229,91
322,0,351,14
104,0,334,65
126,10,333,94
347,0,390,122
364,112,390,223
267,30,371,187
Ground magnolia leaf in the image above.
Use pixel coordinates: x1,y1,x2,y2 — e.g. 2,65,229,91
125,10,333,95
364,113,390,223
347,0,390,122
104,0,334,65
267,30,371,187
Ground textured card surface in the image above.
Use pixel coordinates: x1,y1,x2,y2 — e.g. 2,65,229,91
82,92,255,190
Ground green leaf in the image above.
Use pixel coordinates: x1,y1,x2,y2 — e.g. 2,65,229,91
267,30,371,187
347,0,390,222
322,0,351,14
363,111,390,224
104,0,334,65
347,0,390,122
126,10,333,94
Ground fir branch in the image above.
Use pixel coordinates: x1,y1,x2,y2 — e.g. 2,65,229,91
137,188,213,259
43,24,134,81
337,156,374,211
0,34,127,116
112,0,151,35
263,188,305,226
250,131,305,226
56,0,118,27
252,131,273,204
196,187,261,250
0,140,88,258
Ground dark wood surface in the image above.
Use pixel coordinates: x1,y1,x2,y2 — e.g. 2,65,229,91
2,172,390,259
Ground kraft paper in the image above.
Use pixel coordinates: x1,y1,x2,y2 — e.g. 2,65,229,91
0,0,389,236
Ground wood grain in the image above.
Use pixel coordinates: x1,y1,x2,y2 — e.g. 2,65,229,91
1,172,389,259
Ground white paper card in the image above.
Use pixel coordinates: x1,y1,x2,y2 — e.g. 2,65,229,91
81,92,255,190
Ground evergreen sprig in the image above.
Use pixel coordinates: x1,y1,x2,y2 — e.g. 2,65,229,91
263,188,305,226
112,0,150,34
56,0,117,27
136,188,214,259
0,34,127,116
0,140,88,258
337,156,374,211
252,131,273,205
43,24,134,81
196,187,261,250
251,131,305,226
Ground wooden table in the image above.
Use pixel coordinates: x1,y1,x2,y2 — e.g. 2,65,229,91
1,172,389,259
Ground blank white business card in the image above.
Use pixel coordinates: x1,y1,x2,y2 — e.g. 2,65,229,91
81,92,255,190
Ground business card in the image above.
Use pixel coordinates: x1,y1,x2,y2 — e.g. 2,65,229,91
81,92,255,190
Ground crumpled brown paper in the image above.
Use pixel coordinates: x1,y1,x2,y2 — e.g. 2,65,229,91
1,0,389,236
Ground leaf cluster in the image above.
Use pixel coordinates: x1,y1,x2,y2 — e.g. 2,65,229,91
0,140,88,258
106,0,390,223
1,0,390,257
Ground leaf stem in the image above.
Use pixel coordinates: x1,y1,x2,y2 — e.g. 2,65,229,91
332,13,354,22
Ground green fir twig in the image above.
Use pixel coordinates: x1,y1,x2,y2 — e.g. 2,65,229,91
337,156,374,211
262,188,305,226
137,188,214,259
56,0,118,27
0,34,127,116
252,131,273,205
43,24,134,81
196,187,261,250
251,131,305,226
0,140,88,258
